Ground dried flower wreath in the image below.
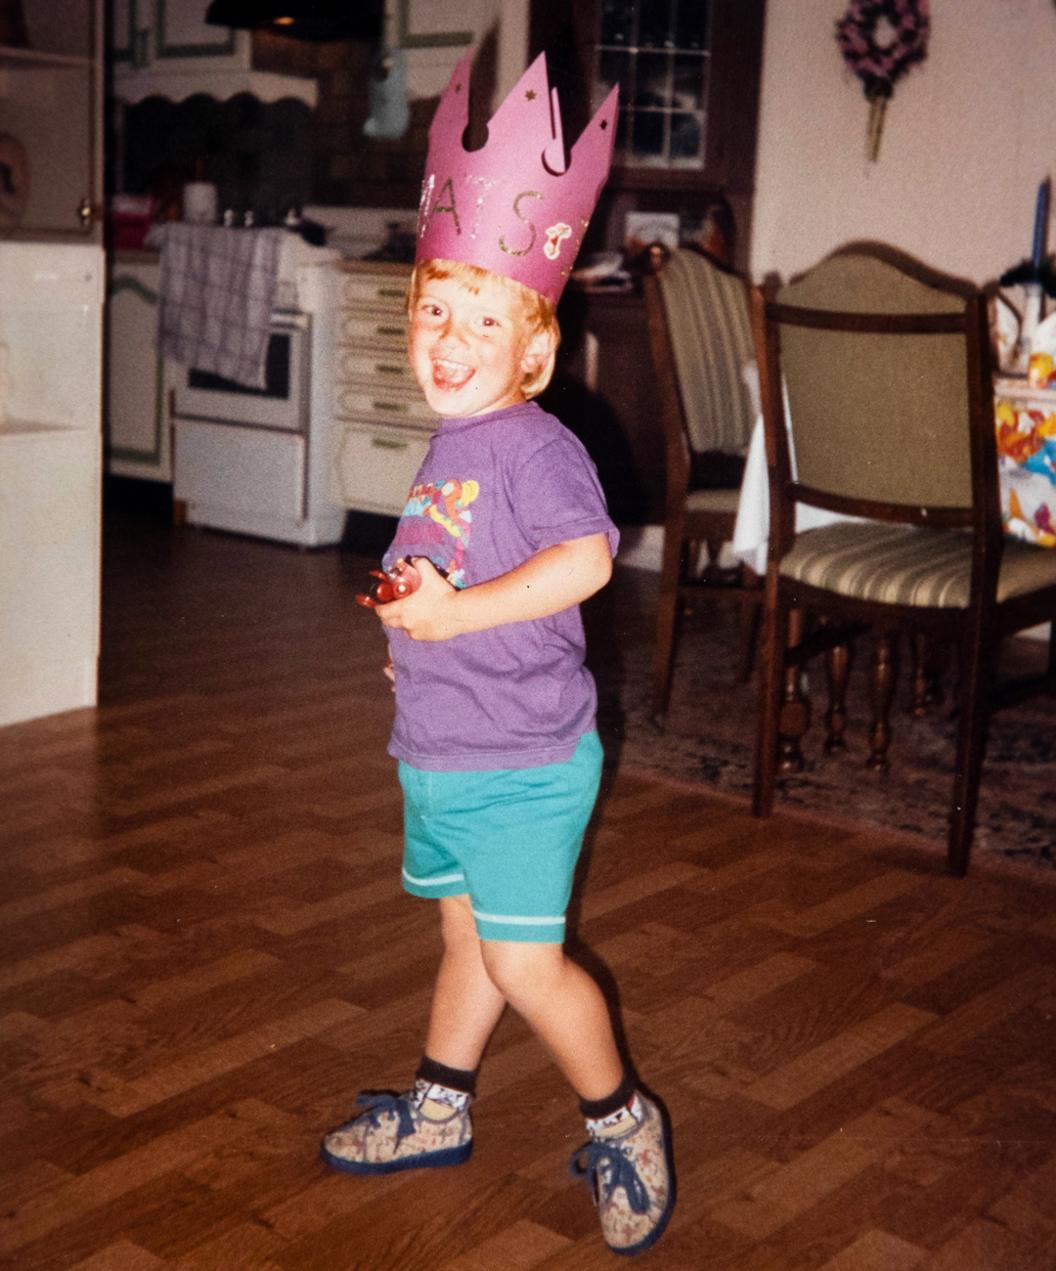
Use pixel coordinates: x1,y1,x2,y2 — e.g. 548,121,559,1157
835,0,930,159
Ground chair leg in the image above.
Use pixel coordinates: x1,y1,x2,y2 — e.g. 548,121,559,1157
778,608,809,773
867,633,898,772
753,579,787,817
651,530,684,726
737,569,763,683
824,639,851,754
701,534,725,582
947,625,994,876
911,633,945,716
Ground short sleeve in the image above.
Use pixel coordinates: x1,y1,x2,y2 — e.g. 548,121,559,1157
512,432,620,558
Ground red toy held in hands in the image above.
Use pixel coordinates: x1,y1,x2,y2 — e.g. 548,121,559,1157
355,557,422,608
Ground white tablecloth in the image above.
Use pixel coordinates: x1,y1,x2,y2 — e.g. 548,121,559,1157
730,415,852,574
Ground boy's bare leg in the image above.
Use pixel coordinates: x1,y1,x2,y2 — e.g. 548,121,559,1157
422,899,623,1099
477,942,675,1257
328,895,670,1253
480,941,624,1100
423,894,507,1070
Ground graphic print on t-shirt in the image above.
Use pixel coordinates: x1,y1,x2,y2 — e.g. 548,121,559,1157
387,477,479,587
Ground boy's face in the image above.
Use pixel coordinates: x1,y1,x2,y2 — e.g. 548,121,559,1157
408,273,551,418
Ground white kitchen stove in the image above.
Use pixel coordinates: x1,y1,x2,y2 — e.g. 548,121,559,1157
172,234,347,547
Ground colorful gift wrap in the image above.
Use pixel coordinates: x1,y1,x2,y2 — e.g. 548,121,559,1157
994,377,1056,547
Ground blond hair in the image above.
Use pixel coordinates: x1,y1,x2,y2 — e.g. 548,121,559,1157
407,258,560,399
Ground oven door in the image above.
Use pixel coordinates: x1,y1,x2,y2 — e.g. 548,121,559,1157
172,315,308,430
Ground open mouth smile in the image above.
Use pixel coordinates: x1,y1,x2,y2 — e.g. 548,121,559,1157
431,359,475,392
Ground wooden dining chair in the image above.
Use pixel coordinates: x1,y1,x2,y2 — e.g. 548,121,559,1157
643,247,760,726
750,245,1056,874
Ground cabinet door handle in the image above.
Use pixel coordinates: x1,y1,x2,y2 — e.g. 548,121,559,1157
371,437,408,450
77,197,101,231
376,325,403,337
372,400,407,413
377,287,405,299
376,364,404,375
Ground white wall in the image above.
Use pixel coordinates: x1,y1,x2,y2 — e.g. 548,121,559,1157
750,0,1056,288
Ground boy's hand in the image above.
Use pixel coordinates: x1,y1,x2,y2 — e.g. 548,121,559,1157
375,557,460,641
374,535,612,640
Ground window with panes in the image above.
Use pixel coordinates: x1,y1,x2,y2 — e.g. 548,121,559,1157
593,0,711,170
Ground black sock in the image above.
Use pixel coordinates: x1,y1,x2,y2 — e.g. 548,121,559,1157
578,1071,636,1120
415,1055,479,1098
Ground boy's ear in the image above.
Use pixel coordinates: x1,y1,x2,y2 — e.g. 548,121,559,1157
521,327,556,374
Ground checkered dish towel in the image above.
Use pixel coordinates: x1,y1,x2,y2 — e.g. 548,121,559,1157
151,223,284,389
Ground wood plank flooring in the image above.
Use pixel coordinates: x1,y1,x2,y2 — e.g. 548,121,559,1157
2,497,1056,1269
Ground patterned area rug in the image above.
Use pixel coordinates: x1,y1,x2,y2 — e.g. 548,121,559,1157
587,567,1056,879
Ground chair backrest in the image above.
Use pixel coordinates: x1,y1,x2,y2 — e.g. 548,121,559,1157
758,250,991,520
655,248,757,455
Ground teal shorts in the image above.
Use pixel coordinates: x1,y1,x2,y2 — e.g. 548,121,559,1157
398,731,603,943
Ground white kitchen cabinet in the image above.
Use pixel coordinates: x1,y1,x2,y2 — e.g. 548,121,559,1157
330,262,435,517
0,1,103,240
106,253,172,481
0,4,104,727
110,0,317,105
332,423,431,517
0,243,104,726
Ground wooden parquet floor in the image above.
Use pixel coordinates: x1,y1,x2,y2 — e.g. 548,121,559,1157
2,499,1056,1270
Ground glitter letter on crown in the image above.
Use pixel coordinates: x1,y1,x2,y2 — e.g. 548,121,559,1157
416,52,619,304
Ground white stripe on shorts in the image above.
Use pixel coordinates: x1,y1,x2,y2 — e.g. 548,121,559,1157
403,867,466,888
472,908,566,927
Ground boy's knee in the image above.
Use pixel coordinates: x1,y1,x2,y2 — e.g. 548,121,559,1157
438,894,479,952
480,940,564,1002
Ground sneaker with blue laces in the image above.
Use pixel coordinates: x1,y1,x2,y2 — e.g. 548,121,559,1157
570,1093,674,1255
321,1090,473,1175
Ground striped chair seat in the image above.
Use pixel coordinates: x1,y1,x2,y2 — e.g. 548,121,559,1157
780,520,1056,608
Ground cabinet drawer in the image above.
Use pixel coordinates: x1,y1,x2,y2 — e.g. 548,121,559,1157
335,349,416,386
341,274,410,309
339,311,408,346
335,384,436,428
332,424,430,516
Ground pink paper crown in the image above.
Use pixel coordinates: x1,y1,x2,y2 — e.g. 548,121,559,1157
416,52,618,304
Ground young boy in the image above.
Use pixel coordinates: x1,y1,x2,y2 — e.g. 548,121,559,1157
321,54,673,1257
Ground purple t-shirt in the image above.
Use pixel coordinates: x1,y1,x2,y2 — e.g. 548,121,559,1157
382,400,618,772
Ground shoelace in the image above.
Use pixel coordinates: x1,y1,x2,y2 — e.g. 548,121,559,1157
354,1091,418,1149
569,1139,650,1215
